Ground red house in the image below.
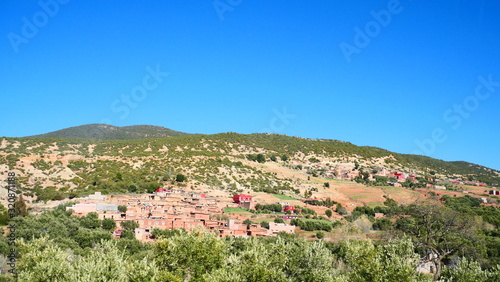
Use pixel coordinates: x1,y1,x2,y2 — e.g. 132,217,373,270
233,194,253,204
283,205,295,213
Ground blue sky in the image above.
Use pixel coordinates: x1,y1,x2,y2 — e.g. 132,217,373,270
1,0,499,170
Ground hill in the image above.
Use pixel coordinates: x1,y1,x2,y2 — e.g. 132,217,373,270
28,124,190,140
1,131,499,207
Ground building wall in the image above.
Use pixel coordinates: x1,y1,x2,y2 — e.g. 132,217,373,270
269,222,295,234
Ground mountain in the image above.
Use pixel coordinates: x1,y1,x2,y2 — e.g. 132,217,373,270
28,124,191,140
2,128,499,206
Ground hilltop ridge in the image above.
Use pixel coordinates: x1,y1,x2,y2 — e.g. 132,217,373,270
28,124,191,140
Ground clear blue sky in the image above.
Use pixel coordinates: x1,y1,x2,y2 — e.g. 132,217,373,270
1,0,499,170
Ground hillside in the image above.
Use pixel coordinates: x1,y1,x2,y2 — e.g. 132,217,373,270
1,131,499,206
28,124,191,140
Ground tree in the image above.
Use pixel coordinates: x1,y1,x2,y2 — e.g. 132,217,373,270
354,162,360,170
324,182,330,188
101,218,116,231
175,174,187,182
0,203,9,225
243,219,252,228
383,195,398,207
120,230,135,239
121,220,139,231
325,209,333,218
118,205,127,213
336,204,348,215
260,221,270,229
441,257,500,281
128,184,138,193
281,155,288,162
15,195,29,217
316,231,325,239
396,204,484,279
114,172,123,181
274,218,285,224
373,218,392,230
256,154,266,163
17,237,159,281
154,229,227,281
80,212,101,229
337,238,428,281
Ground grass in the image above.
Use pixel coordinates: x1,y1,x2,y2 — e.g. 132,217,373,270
367,201,384,208
224,207,250,213
301,218,334,223
273,194,298,201
350,195,367,200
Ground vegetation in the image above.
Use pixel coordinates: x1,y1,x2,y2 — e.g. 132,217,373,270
0,199,499,280
290,218,340,232
30,124,190,139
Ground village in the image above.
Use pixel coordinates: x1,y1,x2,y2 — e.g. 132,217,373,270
66,190,296,242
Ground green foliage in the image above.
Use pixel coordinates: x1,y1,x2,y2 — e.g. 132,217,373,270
305,198,337,208
309,157,320,163
101,218,116,231
325,209,333,218
14,195,28,216
31,124,190,139
16,237,159,281
316,231,325,239
383,195,398,207
117,205,127,213
260,221,270,229
243,218,252,228
121,220,139,231
246,153,266,163
255,203,282,213
290,218,339,232
373,218,392,231
296,205,316,215
352,206,375,218
441,257,500,282
0,203,9,225
336,204,348,215
80,212,101,229
442,195,482,210
337,238,430,282
6,203,500,281
274,217,285,224
396,204,484,279
120,230,135,240
151,228,187,239
154,229,227,281
175,173,187,182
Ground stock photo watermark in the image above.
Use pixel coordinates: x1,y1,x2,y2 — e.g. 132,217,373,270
5,172,18,278
100,64,169,125
260,107,296,134
339,0,405,63
213,0,243,21
413,74,499,156
7,0,70,54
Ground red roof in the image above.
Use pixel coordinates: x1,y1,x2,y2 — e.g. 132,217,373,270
234,194,253,197
233,194,253,203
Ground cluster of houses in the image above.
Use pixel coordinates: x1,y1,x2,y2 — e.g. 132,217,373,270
66,191,295,242
306,162,493,189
